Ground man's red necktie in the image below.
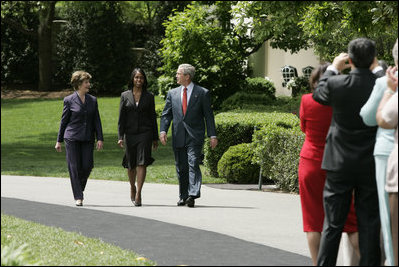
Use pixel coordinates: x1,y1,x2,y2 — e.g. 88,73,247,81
182,87,187,115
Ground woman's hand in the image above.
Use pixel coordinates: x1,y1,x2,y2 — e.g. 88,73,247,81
152,140,159,150
55,142,62,152
386,66,398,92
117,139,124,148
97,140,104,151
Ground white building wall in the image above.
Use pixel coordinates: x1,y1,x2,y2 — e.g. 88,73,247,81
249,41,321,96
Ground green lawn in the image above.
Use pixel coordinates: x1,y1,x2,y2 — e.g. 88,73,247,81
0,96,226,184
1,214,156,266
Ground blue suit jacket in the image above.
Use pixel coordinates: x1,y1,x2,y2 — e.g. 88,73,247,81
160,84,216,148
57,92,103,143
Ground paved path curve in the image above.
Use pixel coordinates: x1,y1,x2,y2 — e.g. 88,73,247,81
1,175,346,265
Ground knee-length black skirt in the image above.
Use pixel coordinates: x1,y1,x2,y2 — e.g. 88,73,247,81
122,132,154,169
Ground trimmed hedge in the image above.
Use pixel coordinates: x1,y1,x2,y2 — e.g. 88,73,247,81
220,92,275,111
244,77,276,99
252,123,305,193
204,110,300,177
217,143,260,184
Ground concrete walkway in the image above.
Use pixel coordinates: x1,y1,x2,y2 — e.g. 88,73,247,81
1,175,348,266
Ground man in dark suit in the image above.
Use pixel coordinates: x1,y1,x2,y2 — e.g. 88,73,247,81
313,38,381,265
160,64,218,208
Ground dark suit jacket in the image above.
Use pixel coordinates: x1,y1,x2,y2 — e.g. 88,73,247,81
118,90,158,141
160,84,217,148
57,92,103,142
313,68,378,173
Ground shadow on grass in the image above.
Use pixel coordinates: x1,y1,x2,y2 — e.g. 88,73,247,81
2,131,179,182
1,98,62,109
2,131,176,163
2,128,225,183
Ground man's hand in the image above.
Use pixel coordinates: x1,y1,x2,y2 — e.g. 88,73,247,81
210,137,218,149
332,53,351,72
160,132,167,145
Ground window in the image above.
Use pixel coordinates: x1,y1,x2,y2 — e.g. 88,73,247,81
281,65,298,87
302,66,314,80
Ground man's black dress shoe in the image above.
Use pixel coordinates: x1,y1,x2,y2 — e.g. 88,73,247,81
186,197,195,208
177,199,186,206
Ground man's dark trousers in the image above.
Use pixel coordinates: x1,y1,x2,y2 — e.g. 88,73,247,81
317,170,381,266
174,144,202,200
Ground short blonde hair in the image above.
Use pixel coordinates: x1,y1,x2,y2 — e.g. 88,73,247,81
70,71,92,90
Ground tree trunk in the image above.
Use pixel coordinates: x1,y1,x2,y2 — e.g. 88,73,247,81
38,2,56,91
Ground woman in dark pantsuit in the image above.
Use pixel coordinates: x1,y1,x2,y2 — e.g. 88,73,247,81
118,68,158,206
55,71,104,206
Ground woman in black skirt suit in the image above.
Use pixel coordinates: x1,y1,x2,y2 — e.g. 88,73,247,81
118,68,158,206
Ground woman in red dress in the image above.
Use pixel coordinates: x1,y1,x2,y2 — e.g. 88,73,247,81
298,63,359,265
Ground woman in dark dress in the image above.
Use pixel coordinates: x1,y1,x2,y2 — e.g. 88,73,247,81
118,68,158,206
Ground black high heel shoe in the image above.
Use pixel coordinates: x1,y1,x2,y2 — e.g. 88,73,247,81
134,196,142,206
131,187,136,206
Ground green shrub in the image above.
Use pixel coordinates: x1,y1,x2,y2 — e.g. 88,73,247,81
146,73,160,96
286,76,311,97
220,92,274,111
244,77,276,99
157,75,176,99
1,2,39,85
158,3,248,109
204,110,300,177
56,2,133,94
252,123,304,193
217,143,260,184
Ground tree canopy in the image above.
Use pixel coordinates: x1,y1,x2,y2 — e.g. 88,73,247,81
2,1,397,93
159,2,248,108
233,1,398,63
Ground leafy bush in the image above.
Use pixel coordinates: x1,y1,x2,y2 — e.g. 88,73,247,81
244,77,276,99
204,110,300,177
56,2,133,95
146,73,159,96
1,2,38,85
217,143,260,184
252,123,304,193
220,92,275,111
218,96,302,114
286,76,311,97
157,75,176,99
159,3,248,109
